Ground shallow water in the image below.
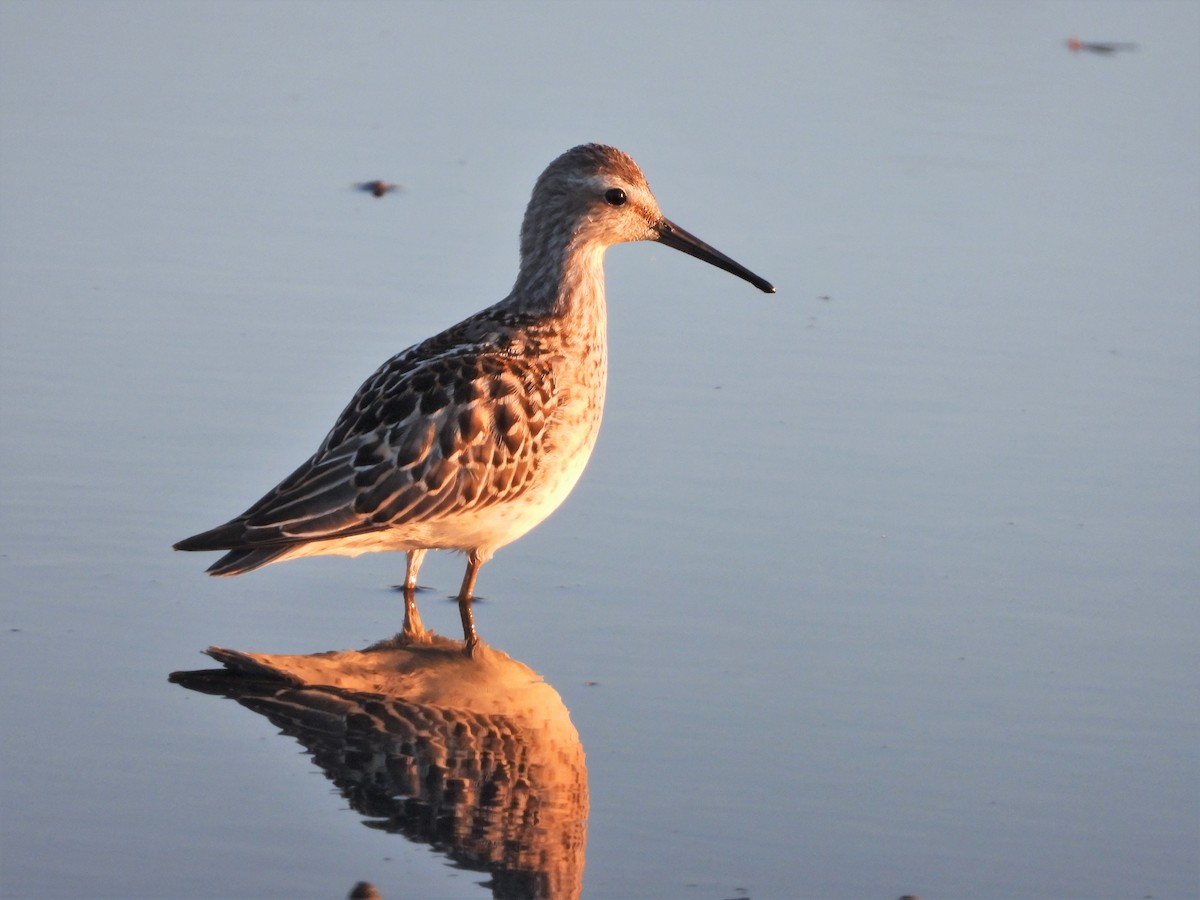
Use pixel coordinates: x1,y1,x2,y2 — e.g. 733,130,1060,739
2,2,1198,898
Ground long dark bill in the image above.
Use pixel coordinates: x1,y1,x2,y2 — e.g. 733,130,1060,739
654,218,775,294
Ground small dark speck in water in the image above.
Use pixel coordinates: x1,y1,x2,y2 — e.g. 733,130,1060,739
354,180,401,198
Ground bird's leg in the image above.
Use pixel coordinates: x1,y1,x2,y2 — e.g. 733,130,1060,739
400,550,429,643
400,586,428,643
457,553,484,655
404,549,426,592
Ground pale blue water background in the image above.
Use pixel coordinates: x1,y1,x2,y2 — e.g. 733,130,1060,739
2,1,1197,898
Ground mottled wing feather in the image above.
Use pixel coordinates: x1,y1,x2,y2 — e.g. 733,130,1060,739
181,332,558,552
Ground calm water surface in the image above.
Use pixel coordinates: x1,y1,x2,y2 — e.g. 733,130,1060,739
2,2,1197,898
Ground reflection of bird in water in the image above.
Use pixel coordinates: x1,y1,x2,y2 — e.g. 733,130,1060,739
1066,35,1137,54
174,144,774,651
170,635,588,900
354,180,401,197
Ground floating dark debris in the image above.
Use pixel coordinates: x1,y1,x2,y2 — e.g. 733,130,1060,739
1066,35,1138,54
354,180,401,197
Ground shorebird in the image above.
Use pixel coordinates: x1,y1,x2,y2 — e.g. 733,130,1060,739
176,144,774,651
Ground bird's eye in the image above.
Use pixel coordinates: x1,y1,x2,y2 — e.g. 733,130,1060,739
604,187,627,206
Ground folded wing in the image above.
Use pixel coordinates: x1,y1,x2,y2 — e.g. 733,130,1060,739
174,340,558,575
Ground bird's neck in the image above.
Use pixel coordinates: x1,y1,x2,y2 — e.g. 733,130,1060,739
511,234,609,330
